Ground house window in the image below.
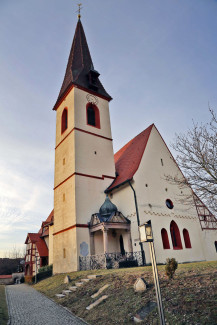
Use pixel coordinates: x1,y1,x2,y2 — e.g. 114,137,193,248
183,229,192,248
214,241,217,252
61,108,68,133
86,104,100,128
170,220,183,249
161,228,170,249
63,248,66,258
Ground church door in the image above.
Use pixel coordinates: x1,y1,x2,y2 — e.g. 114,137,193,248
120,235,125,256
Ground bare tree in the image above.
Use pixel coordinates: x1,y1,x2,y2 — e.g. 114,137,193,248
4,245,25,259
167,108,217,214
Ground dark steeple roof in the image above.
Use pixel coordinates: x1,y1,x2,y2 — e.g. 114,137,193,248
99,195,118,219
53,19,112,110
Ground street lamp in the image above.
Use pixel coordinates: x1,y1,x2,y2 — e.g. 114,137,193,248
139,221,165,325
35,255,37,284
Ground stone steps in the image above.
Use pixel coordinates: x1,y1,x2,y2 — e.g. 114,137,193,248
56,274,110,311
86,295,108,310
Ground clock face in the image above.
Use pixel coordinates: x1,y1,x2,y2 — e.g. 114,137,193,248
86,94,98,105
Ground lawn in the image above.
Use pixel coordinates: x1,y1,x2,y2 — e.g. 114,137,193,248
34,261,217,325
0,286,9,325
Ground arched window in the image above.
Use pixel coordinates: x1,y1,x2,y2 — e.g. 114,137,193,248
86,104,100,128
61,108,68,134
170,221,183,249
183,229,192,248
161,228,170,249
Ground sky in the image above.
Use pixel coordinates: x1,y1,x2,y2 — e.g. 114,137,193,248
0,0,217,257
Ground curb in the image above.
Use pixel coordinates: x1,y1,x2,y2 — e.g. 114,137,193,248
5,286,11,325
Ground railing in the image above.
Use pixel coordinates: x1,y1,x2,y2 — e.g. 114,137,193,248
79,251,144,271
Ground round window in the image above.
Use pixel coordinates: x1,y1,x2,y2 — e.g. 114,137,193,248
166,199,174,209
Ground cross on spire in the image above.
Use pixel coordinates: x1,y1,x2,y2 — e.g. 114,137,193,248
76,3,83,20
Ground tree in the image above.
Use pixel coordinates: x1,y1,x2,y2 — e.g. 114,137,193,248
168,108,217,214
4,245,25,259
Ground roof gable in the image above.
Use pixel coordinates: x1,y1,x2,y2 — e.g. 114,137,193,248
106,124,154,192
24,233,48,257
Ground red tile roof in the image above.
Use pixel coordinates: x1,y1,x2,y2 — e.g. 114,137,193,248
106,124,154,192
35,237,48,257
25,233,48,257
42,209,54,227
53,20,111,110
46,209,54,223
0,275,12,279
25,233,40,244
41,228,49,237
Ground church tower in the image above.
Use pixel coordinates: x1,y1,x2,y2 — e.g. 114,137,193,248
52,16,116,273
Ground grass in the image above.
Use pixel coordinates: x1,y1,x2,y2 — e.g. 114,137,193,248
0,286,9,325
34,261,217,325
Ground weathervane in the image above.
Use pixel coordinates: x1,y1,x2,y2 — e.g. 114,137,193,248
76,3,83,20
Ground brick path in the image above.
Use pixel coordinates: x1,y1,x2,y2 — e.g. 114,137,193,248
6,284,88,325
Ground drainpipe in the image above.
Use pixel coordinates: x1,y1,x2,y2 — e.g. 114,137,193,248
128,180,146,265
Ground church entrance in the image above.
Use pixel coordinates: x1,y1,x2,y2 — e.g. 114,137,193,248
119,235,125,255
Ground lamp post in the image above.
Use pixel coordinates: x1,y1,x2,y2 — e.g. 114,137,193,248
139,221,165,325
35,255,37,284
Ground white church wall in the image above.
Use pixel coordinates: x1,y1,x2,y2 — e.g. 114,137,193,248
54,177,76,232
54,133,75,188
55,89,75,148
54,88,75,188
74,131,115,178
44,236,49,248
108,184,140,251
132,125,209,263
53,228,78,274
201,230,217,261
48,224,54,265
107,230,120,253
76,227,91,265
74,88,113,140
94,231,104,255
75,175,115,224
73,87,116,179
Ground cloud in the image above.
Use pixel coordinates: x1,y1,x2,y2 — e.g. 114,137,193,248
0,140,53,257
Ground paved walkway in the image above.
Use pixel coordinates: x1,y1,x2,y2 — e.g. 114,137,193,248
6,284,88,325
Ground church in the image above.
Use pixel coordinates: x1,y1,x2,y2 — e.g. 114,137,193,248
24,15,217,276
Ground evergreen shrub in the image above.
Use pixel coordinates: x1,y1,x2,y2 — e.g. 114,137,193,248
165,258,178,279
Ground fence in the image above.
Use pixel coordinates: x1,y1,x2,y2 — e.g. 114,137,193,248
79,251,144,271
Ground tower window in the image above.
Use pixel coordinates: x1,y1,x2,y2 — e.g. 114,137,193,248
86,104,100,128
161,228,170,249
215,241,217,252
183,229,192,248
61,108,68,134
170,220,183,249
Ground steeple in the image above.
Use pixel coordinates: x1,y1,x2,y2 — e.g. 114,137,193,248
53,19,112,110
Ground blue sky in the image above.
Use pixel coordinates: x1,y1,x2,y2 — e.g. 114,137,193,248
0,0,217,256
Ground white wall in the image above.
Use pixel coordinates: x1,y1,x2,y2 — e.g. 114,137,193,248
109,125,217,264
